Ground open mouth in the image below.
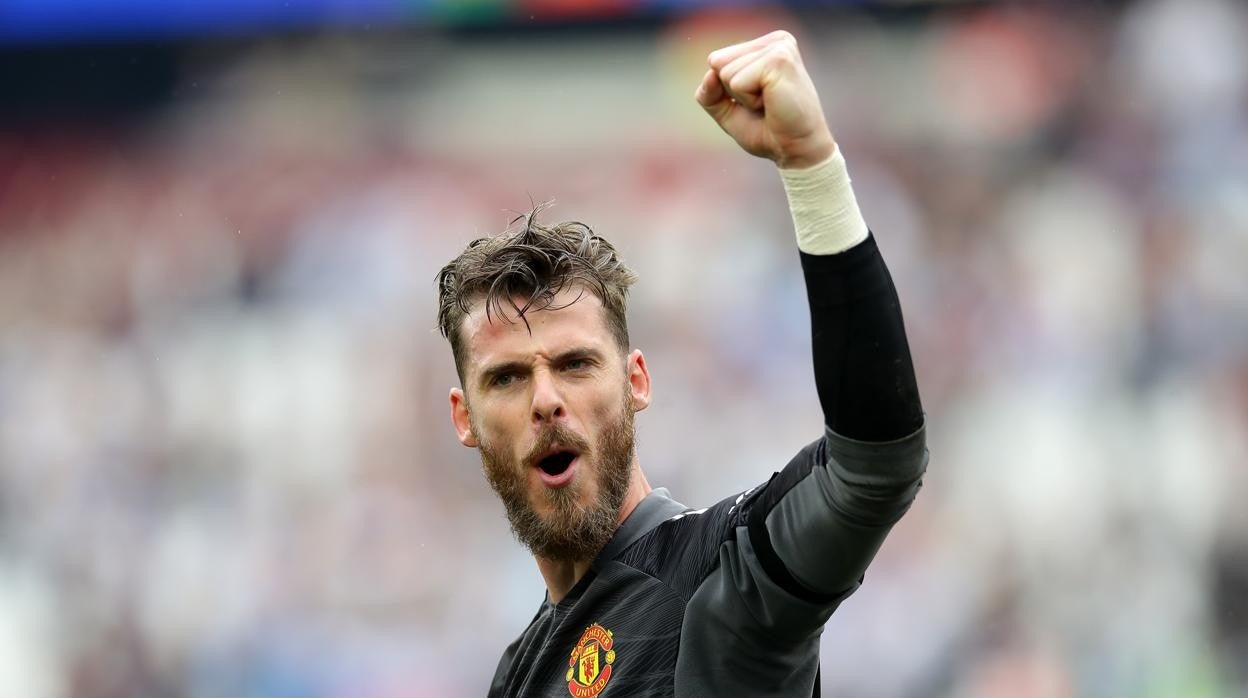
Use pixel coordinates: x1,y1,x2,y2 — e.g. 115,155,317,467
537,450,577,477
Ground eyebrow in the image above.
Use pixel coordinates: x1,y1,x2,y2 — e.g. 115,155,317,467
478,360,530,389
477,346,606,389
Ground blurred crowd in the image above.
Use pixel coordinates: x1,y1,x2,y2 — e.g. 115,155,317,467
1,0,1246,696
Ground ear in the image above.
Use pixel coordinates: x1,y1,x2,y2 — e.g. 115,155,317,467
626,349,651,412
449,387,478,448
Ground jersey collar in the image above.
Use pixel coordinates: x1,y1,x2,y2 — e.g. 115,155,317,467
592,487,689,566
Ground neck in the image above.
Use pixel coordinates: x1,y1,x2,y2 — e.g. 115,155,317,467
537,465,651,604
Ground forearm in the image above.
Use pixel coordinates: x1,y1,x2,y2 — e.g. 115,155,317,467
781,148,923,441
779,145,868,255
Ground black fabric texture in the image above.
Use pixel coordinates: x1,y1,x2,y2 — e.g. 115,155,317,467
486,235,929,697
743,448,845,604
800,233,923,441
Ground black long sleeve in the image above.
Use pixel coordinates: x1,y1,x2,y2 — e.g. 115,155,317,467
800,233,923,441
653,231,929,693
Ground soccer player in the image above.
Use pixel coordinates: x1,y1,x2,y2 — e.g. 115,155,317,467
436,30,927,697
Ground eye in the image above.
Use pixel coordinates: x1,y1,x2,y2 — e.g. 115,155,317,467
492,372,517,387
564,358,591,371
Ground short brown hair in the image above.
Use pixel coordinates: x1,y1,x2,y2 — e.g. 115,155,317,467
436,205,638,384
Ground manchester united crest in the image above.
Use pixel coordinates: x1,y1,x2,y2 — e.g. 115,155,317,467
565,623,616,697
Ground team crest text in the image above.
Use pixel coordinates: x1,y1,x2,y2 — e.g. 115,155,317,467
565,623,616,697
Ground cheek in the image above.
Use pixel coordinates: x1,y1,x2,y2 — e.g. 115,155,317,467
582,384,627,432
472,399,527,444
590,395,617,423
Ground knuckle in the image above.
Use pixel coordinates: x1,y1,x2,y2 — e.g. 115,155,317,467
773,29,797,45
765,45,796,68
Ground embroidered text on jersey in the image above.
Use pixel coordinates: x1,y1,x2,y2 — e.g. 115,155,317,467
566,623,616,697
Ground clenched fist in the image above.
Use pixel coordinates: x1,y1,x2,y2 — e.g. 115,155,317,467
695,30,836,170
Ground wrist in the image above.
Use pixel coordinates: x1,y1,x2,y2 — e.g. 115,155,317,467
777,135,837,171
778,144,869,255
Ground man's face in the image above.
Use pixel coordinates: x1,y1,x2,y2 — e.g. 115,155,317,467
449,288,650,562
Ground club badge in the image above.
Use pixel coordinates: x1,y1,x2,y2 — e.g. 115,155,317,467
565,623,616,697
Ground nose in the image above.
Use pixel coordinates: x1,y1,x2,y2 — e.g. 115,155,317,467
530,370,566,424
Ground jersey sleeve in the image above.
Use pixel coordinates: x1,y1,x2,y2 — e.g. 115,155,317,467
713,232,928,638
741,424,926,609
670,427,925,697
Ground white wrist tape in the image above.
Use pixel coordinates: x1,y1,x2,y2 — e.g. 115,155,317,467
778,145,869,255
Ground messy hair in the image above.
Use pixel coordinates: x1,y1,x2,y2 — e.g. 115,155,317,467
436,203,638,384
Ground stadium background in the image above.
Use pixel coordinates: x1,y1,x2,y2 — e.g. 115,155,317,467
1,0,1246,695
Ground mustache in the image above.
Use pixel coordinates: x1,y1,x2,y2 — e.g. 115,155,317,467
523,422,591,468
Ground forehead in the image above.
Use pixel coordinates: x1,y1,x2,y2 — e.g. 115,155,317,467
460,287,614,367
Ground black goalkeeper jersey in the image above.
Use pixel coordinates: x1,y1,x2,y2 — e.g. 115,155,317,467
488,235,928,697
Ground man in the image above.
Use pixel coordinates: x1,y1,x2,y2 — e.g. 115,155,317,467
437,30,927,697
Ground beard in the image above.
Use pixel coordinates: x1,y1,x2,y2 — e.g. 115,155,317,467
478,391,636,563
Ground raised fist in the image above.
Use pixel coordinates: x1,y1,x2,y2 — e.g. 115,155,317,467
695,30,836,170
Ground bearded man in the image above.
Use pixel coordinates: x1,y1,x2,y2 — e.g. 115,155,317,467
436,30,927,697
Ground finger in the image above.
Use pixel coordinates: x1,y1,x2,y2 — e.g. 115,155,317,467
694,68,725,107
730,44,799,96
698,70,753,131
726,56,774,115
709,97,764,152
717,47,770,111
698,79,736,126
707,29,797,71
707,30,794,70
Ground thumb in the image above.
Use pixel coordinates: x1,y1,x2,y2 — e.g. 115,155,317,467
695,68,732,123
